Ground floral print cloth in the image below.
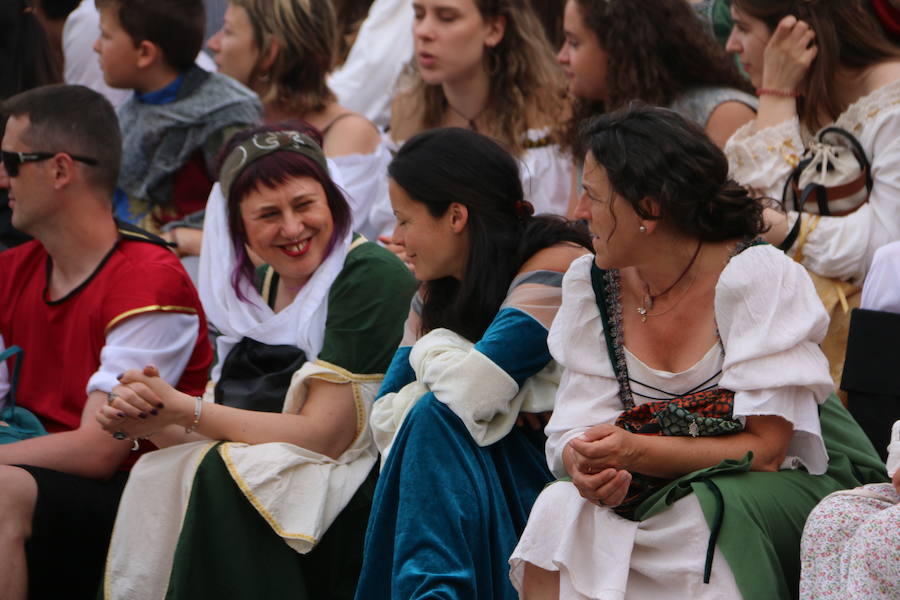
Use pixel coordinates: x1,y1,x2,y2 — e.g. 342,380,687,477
801,483,900,599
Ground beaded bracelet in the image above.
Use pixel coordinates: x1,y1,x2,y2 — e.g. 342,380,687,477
756,87,801,98
185,396,202,434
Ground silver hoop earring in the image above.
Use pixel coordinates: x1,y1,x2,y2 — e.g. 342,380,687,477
639,225,647,233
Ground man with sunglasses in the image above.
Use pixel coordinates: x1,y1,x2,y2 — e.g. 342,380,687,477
0,84,212,600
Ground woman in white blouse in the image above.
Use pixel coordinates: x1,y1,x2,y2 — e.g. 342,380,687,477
509,105,885,600
724,0,900,284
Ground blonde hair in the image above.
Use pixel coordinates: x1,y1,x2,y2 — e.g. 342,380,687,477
232,0,337,115
397,0,567,156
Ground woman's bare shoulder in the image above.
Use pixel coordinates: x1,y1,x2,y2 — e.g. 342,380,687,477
865,60,900,92
519,242,590,275
322,110,381,157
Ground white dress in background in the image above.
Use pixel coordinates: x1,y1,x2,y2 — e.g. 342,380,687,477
328,0,414,129
331,141,393,242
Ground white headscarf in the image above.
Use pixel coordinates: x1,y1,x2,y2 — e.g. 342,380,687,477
198,175,351,382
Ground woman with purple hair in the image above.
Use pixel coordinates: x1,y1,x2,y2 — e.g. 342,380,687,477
94,123,416,599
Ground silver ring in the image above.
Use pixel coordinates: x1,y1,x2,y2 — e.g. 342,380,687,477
112,431,128,440
107,392,118,406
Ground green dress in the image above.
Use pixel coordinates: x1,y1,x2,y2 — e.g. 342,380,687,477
101,238,417,600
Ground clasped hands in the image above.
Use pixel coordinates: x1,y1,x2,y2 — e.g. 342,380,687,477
96,365,191,440
564,424,639,508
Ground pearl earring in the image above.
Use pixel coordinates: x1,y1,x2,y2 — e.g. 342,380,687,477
639,225,647,233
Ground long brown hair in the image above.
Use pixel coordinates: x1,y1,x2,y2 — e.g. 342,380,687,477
396,0,567,156
564,0,751,154
733,0,900,132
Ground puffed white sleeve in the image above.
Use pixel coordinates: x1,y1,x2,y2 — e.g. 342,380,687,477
543,254,623,479
716,244,834,475
86,312,201,395
792,112,900,284
725,117,804,199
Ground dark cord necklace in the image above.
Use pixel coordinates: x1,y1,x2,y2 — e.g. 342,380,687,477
446,101,487,132
636,241,703,323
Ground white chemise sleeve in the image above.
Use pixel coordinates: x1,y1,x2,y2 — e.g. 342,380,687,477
86,312,201,395
725,117,803,199
543,254,622,479
716,244,834,474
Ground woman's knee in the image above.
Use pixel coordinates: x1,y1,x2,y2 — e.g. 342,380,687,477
0,466,38,539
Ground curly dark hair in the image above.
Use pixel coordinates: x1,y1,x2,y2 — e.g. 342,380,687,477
582,104,764,243
563,0,751,154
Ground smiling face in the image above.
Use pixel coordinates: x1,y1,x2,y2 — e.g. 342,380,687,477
207,3,261,86
725,5,773,88
411,0,505,86
93,6,143,90
558,0,608,100
573,152,646,269
239,175,335,289
389,178,469,281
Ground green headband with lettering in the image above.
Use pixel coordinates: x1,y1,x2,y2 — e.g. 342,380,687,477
219,130,330,199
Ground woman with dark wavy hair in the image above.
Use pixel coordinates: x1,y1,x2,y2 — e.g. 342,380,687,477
357,127,591,599
509,104,884,599
558,0,756,153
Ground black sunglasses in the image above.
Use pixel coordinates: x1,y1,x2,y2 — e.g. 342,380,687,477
1,150,99,177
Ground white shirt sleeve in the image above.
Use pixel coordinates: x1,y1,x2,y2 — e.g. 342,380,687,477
86,312,201,395
725,117,803,199
861,241,900,312
327,0,414,128
716,245,834,474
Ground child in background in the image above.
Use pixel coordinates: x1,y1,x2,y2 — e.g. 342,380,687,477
94,0,260,243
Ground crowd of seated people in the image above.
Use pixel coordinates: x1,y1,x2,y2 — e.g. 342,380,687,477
1,1,899,599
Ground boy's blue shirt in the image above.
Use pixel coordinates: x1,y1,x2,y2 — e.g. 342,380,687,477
135,73,186,105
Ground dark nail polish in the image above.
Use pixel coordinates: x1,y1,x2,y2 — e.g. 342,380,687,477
150,409,159,416
117,412,126,418
139,412,147,419
157,403,165,409
116,372,124,380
